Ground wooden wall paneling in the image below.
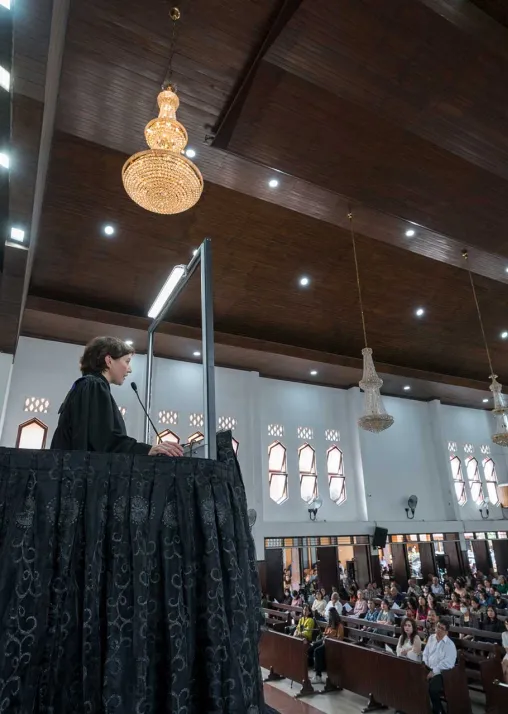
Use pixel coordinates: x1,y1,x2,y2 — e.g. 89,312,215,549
491,539,508,576
317,546,339,592
265,548,284,602
257,560,267,595
353,545,370,589
370,550,382,587
443,541,464,579
471,539,493,576
391,543,410,589
419,542,438,581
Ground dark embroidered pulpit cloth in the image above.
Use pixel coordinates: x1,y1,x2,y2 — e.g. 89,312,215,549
0,431,266,713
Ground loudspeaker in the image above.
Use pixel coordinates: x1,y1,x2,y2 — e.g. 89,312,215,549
372,527,388,549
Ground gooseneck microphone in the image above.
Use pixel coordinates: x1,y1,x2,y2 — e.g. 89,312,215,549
131,382,161,442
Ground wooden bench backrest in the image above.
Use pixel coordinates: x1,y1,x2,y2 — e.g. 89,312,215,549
259,628,310,689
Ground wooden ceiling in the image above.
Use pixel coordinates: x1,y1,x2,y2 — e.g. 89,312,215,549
4,0,508,407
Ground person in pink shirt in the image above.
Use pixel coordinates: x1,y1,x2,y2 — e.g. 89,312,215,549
353,590,368,618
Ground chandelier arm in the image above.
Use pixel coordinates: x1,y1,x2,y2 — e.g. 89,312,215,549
462,250,495,377
348,208,368,348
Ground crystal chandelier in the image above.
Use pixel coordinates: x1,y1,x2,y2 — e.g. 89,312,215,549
463,250,508,447
122,8,203,215
349,211,394,433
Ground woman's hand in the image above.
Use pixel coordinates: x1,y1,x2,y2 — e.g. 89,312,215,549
148,443,184,457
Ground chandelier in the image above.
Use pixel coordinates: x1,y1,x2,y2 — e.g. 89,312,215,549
122,8,203,215
349,210,394,433
463,250,508,446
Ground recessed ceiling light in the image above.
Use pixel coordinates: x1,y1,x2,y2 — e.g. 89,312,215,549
415,307,425,317
501,331,508,339
103,224,115,236
483,398,489,403
299,276,310,287
0,66,10,91
10,226,24,242
268,178,279,188
0,152,9,169
185,148,196,158
192,248,198,256
0,1,11,10
125,340,133,346
405,229,415,237
310,370,318,376
193,351,201,357
403,385,411,391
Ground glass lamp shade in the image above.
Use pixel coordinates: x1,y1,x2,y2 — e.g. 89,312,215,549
358,347,394,433
122,86,203,215
489,375,508,447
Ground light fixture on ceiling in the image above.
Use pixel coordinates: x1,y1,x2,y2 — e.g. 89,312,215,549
310,370,318,376
0,66,10,92
103,224,115,236
0,152,9,169
0,0,11,10
403,385,411,391
268,178,279,188
483,398,489,403
501,331,508,339
122,7,203,215
148,264,186,319
349,209,394,434
299,276,310,287
193,351,201,357
463,249,508,447
125,340,133,346
405,229,415,237
185,148,196,158
415,307,425,317
10,227,24,242
192,248,198,256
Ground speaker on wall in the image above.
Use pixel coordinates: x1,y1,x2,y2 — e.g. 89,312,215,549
372,527,388,549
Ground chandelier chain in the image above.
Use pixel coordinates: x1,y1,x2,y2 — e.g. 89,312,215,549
462,250,495,376
162,6,182,89
348,208,368,348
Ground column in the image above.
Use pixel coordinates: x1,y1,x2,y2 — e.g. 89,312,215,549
0,352,13,441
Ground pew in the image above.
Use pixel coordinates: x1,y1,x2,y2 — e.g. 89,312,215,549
489,680,508,714
479,656,506,714
259,628,315,697
324,638,472,714
261,607,291,632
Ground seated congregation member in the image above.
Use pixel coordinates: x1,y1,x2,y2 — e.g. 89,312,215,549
423,621,457,714
311,607,344,683
422,609,439,641
363,599,380,624
449,593,461,611
502,618,508,683
454,579,468,599
396,617,422,662
375,598,395,632
320,587,330,604
405,597,418,620
498,575,508,595
407,578,422,598
494,589,507,610
427,593,442,616
390,586,404,607
51,336,183,457
353,590,368,618
311,590,327,620
291,590,304,608
480,605,504,639
294,605,315,642
416,595,429,621
283,588,292,606
325,591,343,617
431,576,444,597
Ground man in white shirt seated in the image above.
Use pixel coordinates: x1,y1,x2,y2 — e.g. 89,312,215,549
422,621,457,714
430,576,444,596
325,591,343,617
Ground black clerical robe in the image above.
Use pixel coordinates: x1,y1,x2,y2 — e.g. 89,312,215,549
51,373,151,454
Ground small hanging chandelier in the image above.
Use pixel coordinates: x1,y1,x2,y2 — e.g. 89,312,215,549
349,210,394,433
463,250,508,447
122,7,203,215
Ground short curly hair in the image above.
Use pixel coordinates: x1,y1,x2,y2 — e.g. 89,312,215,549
80,336,134,375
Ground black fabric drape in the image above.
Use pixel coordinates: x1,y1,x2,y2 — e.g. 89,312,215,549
0,431,265,713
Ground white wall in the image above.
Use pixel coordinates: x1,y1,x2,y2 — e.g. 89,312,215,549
2,337,507,548
0,352,13,440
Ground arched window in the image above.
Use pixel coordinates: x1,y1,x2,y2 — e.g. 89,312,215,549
188,431,204,444
298,443,317,504
466,456,484,505
328,446,346,505
268,441,288,505
158,429,180,444
16,418,48,450
449,456,467,506
232,437,239,455
483,458,499,506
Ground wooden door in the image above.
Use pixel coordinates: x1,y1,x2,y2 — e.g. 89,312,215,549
419,542,437,582
492,539,508,576
317,546,339,592
265,548,284,601
443,540,464,578
471,539,492,576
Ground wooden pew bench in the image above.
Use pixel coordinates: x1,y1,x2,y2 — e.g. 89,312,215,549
489,679,508,714
259,627,315,697
261,607,291,632
478,656,507,714
324,638,472,714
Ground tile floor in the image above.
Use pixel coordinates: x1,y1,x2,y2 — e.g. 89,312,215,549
262,669,487,713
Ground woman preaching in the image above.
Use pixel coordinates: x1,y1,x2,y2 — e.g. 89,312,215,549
51,336,182,456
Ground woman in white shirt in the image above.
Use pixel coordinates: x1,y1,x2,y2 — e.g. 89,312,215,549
311,591,327,620
396,617,422,662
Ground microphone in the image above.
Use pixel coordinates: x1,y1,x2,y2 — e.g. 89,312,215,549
131,382,161,442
